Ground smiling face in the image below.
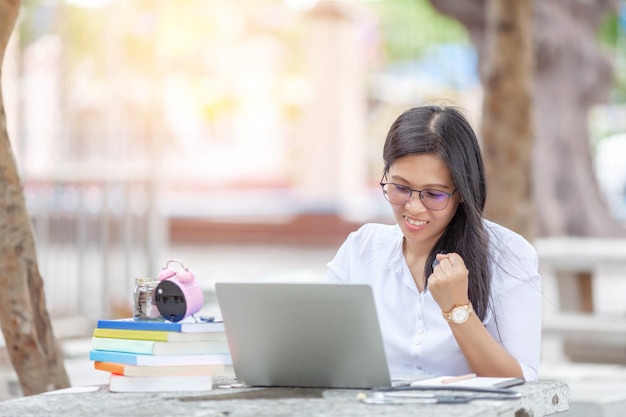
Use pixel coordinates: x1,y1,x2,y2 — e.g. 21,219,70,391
385,153,460,253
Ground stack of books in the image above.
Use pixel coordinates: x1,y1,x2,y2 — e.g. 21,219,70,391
89,317,233,393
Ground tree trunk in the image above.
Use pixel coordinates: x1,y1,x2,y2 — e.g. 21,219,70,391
533,1,620,236
0,0,71,396
430,0,624,238
481,0,535,239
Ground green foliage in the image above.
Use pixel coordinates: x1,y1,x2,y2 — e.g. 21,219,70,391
598,11,618,46
371,0,470,62
63,6,108,72
17,1,57,46
611,74,626,103
597,11,626,103
17,1,108,72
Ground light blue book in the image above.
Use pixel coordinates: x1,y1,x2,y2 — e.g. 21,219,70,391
90,337,229,355
88,350,233,366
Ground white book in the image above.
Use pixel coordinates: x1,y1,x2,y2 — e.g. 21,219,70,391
108,374,213,393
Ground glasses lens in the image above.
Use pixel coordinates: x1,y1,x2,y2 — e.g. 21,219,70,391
382,183,411,205
421,189,450,211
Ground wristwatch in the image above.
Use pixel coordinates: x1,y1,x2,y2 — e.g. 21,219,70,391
442,302,473,324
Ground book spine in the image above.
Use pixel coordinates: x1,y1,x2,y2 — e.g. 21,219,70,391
94,361,230,377
93,328,227,342
89,350,139,365
89,350,233,366
93,328,172,342
91,337,229,355
94,361,126,375
96,319,226,333
108,374,214,393
91,337,157,355
97,319,182,332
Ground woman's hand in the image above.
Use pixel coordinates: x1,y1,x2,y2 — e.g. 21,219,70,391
427,253,470,312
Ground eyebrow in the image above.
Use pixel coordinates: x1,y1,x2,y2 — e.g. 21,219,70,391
388,174,453,191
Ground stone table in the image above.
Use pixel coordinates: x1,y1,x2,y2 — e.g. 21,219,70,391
0,377,568,417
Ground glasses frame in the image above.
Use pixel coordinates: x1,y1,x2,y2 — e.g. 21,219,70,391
380,182,457,211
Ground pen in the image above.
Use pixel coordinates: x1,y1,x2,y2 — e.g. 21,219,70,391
441,373,476,384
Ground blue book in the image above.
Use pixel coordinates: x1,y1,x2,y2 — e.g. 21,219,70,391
97,318,225,333
89,350,233,366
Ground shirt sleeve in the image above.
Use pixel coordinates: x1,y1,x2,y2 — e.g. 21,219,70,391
324,264,344,283
324,223,394,284
324,230,354,283
486,229,542,381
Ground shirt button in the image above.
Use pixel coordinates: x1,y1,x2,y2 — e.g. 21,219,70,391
416,365,423,370
417,328,424,334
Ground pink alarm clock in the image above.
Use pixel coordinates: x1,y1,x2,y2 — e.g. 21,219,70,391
154,259,204,322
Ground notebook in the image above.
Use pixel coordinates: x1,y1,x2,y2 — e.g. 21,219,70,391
215,282,392,389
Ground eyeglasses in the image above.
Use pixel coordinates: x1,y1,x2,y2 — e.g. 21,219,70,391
380,182,457,211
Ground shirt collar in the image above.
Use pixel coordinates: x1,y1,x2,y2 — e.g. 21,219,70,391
385,225,423,294
386,231,404,276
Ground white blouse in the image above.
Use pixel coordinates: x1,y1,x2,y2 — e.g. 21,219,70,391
324,220,542,381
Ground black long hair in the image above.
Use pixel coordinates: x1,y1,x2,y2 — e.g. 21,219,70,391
382,105,490,320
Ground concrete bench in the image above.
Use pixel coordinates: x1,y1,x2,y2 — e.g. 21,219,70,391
535,237,626,363
535,237,626,312
542,312,626,363
542,313,626,346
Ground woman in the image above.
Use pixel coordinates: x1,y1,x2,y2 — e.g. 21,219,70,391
325,105,541,381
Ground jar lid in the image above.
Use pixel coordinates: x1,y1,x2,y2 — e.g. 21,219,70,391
135,277,154,285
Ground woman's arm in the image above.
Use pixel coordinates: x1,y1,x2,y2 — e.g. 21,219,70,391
428,251,541,379
446,312,524,377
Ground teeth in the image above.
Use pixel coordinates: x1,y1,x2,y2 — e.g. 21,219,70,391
405,217,427,226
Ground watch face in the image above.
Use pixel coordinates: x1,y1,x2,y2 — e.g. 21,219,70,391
452,307,469,323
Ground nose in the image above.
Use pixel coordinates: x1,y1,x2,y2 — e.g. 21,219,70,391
404,192,427,211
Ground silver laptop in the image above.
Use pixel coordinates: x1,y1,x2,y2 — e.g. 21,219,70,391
215,282,392,389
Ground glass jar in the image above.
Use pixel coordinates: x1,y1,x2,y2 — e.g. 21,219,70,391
133,277,162,321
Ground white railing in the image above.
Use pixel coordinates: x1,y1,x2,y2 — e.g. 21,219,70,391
24,172,166,326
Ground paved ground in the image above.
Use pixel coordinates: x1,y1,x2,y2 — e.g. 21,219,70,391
1,243,626,415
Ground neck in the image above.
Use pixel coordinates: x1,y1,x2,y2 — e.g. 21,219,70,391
402,239,434,292
403,237,435,261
